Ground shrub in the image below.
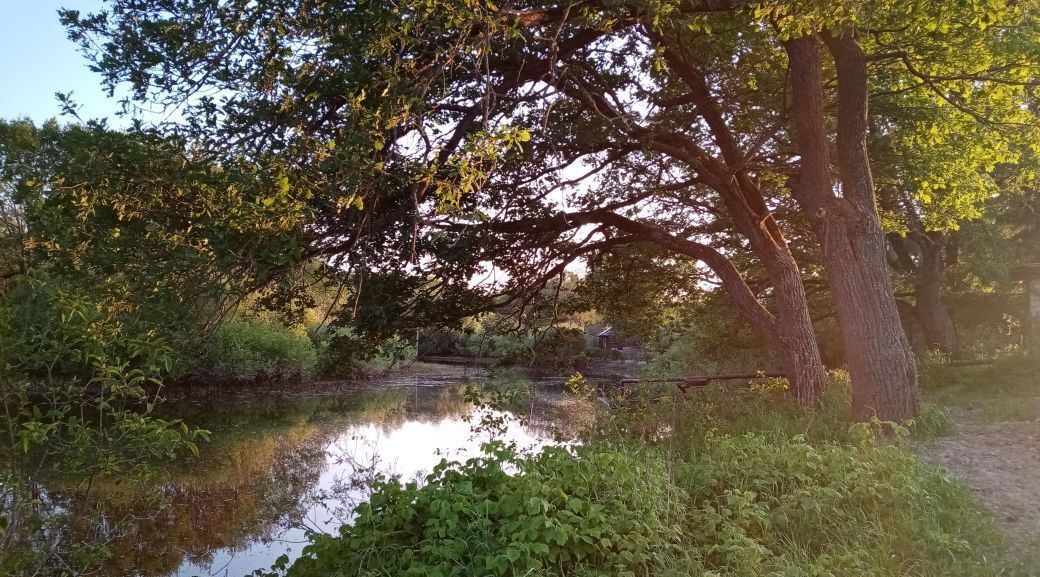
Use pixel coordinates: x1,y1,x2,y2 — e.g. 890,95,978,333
587,347,621,361
267,372,1020,577
269,433,1015,577
502,327,589,370
369,334,418,371
309,326,422,377
273,442,684,577
203,317,318,379
0,277,208,575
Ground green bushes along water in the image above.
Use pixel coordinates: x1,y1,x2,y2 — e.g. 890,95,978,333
264,373,1024,577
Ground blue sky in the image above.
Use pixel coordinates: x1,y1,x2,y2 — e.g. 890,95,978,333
0,1,123,123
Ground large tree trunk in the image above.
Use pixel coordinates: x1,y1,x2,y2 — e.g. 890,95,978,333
887,230,959,354
730,187,828,407
785,31,920,421
699,238,827,407
767,250,829,406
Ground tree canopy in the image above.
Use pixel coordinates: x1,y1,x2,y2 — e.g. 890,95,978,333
49,0,1040,418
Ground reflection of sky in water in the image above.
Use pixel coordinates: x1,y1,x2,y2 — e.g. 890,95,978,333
173,399,555,577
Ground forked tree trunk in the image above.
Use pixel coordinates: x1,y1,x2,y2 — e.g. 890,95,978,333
699,245,827,406
785,31,920,422
730,192,828,407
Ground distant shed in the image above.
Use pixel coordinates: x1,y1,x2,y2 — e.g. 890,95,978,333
597,325,614,349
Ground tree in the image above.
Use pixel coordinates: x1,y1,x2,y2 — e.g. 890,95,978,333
0,119,318,350
62,0,832,407
866,7,1040,356
61,0,1040,419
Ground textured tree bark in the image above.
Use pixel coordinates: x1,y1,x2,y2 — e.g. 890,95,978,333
785,31,920,421
767,253,829,406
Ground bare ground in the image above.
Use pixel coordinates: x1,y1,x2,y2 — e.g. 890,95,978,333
921,402,1040,551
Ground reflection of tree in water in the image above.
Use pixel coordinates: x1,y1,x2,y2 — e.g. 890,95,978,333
63,385,478,576
69,424,331,577
55,391,384,576
403,383,472,422
42,381,590,577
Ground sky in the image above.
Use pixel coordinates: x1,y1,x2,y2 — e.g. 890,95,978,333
0,1,123,124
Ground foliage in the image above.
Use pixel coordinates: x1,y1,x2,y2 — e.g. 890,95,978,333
268,371,1016,577
646,293,774,378
370,334,420,371
0,119,314,354
310,325,419,377
0,188,27,292
501,327,589,370
0,274,207,575
578,243,704,343
666,433,1003,576
193,317,319,380
55,0,1040,420
267,442,683,577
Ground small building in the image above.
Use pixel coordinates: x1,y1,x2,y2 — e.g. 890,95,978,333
1011,263,1040,350
597,325,614,349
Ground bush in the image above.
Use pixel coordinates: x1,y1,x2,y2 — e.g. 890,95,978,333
274,442,683,577
671,433,1003,576
501,327,589,370
270,433,1014,577
0,277,208,575
268,371,1019,577
368,334,418,371
202,317,318,379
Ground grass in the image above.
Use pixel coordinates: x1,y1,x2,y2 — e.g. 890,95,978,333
921,356,1040,423
981,397,1038,422
913,404,959,437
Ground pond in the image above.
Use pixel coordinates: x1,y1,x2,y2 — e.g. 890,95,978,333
64,370,595,577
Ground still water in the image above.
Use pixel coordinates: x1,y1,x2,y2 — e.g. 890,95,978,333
82,373,592,577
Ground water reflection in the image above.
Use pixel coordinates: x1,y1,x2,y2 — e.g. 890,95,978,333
60,378,593,577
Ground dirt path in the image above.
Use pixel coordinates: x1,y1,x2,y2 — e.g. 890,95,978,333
921,405,1040,549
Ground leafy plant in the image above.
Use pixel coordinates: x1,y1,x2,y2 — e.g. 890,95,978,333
265,370,1022,577
266,442,683,577
195,317,319,380
0,275,208,575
